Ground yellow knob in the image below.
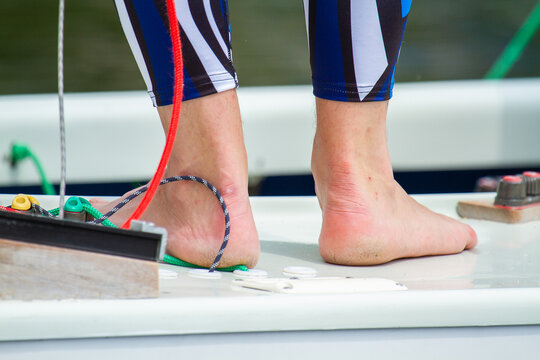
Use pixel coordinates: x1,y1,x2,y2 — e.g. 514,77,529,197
12,194,31,211
27,195,40,206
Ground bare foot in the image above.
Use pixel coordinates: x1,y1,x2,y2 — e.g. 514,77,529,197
92,178,258,268
312,99,477,265
93,91,259,268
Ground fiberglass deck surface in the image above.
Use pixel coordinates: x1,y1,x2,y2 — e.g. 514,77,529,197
1,193,540,342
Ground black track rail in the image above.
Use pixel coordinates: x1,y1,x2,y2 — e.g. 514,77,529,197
0,210,162,261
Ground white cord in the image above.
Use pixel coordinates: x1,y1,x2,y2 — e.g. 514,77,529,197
57,0,66,219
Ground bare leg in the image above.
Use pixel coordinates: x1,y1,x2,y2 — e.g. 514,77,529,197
311,98,477,265
93,90,259,268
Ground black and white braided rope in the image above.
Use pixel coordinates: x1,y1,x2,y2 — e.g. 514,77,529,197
90,176,230,272
32,203,55,217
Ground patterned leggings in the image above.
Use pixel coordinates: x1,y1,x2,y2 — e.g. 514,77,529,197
115,0,411,106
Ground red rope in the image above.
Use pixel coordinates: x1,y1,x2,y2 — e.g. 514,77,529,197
122,0,183,229
0,205,18,213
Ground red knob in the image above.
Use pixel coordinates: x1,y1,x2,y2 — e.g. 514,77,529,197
503,175,522,183
523,171,540,178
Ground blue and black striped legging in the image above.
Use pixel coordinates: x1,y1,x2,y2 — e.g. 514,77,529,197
115,0,411,106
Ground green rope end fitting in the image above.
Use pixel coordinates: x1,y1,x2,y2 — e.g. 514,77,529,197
78,197,92,207
50,198,117,227
64,196,84,213
9,143,30,166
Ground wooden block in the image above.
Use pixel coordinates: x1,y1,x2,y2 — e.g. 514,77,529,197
0,238,158,300
457,199,540,224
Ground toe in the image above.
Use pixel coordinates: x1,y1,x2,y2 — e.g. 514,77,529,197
464,224,478,250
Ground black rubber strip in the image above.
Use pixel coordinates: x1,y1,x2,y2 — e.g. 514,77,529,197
0,210,162,261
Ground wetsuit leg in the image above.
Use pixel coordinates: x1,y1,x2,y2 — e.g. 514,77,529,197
115,0,237,106
303,0,412,102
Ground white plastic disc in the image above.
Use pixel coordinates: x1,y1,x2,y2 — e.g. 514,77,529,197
188,269,222,279
283,266,317,278
233,269,268,278
158,269,178,279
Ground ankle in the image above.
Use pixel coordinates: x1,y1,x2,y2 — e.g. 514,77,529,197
312,147,393,189
312,98,395,181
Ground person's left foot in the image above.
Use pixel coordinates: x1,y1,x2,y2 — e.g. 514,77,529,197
91,175,259,269
92,91,260,269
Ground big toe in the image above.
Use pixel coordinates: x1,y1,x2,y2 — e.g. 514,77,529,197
463,223,478,250
449,217,477,251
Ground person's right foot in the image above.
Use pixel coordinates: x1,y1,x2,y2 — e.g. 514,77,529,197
313,162,477,265
312,98,477,266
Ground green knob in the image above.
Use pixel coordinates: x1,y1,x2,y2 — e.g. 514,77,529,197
78,197,91,207
64,196,84,213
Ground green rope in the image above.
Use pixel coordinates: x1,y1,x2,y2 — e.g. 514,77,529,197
49,203,117,228
485,1,540,79
9,143,56,195
162,254,248,272
81,203,117,228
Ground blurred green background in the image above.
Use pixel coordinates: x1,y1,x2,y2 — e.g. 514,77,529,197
1,0,539,95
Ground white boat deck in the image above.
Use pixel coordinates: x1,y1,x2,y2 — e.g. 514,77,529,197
1,193,539,359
